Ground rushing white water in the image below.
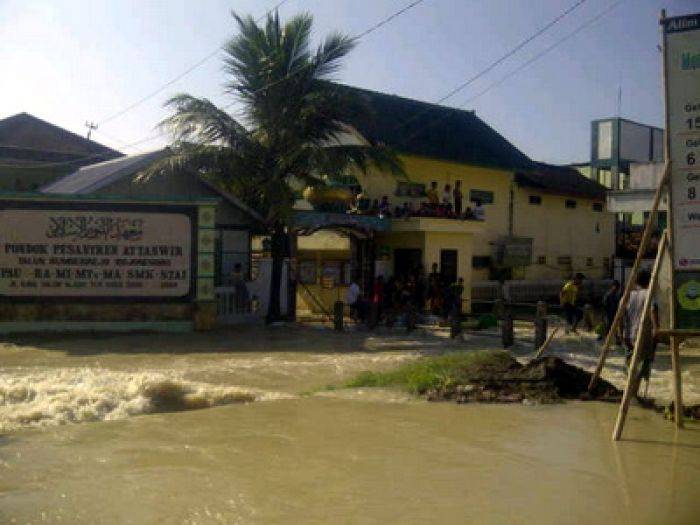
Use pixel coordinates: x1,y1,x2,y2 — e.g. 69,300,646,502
0,326,697,434
0,367,291,432
0,327,698,525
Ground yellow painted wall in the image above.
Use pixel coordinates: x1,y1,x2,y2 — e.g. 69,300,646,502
423,231,473,312
354,154,513,281
512,189,615,280
298,231,350,251
307,155,614,294
375,230,473,312
296,248,350,314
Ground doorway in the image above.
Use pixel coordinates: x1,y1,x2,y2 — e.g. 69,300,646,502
440,249,458,284
394,248,422,278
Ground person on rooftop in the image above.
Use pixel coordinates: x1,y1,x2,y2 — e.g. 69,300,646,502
473,198,485,221
442,184,452,206
453,181,463,216
378,195,391,218
426,181,439,205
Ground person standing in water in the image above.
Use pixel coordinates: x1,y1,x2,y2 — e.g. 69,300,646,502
346,276,362,322
600,279,621,342
560,273,584,333
621,269,659,395
231,262,249,313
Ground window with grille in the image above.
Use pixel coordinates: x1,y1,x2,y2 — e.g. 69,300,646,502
472,256,492,269
469,189,494,204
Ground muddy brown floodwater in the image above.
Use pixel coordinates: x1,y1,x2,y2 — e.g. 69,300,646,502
1,325,699,524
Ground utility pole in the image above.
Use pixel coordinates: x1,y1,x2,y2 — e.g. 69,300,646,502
85,121,98,141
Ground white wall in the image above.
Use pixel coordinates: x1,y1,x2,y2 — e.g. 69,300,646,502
620,120,653,162
630,162,665,190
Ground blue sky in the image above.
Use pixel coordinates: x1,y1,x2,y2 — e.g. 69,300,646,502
1,0,697,164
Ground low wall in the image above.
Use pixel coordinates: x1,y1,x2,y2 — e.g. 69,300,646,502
0,195,219,333
472,279,614,305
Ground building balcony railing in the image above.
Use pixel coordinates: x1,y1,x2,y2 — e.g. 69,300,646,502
389,216,485,233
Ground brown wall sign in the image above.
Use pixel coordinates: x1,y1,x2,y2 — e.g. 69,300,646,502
0,202,196,301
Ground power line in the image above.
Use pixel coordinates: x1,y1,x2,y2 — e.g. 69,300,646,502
395,0,592,144
354,0,425,40
433,0,588,106
38,0,426,165
97,0,292,127
92,128,145,153
405,0,625,145
392,0,589,141
0,133,164,170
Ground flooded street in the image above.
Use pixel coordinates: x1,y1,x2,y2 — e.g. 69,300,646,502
1,326,699,524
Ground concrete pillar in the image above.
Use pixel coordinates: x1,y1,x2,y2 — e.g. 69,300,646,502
536,300,547,319
534,300,547,349
333,301,344,332
584,303,595,331
367,301,379,330
493,299,505,318
501,312,514,348
534,317,547,351
449,302,462,339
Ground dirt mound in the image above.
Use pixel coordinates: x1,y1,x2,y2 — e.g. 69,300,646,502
426,356,621,405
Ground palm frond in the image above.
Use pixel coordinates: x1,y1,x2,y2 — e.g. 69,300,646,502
159,94,250,150
313,32,356,78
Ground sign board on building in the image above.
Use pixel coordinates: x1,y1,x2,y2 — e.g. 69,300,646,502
663,12,700,328
0,202,195,300
496,237,533,267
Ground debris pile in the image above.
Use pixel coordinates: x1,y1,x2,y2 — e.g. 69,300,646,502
426,356,622,404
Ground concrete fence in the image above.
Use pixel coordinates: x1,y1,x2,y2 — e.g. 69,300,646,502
215,258,289,324
472,279,614,305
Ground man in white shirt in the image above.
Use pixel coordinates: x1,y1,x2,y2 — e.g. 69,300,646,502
473,199,485,221
346,279,362,321
622,269,658,394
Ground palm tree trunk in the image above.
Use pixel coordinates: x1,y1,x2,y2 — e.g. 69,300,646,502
286,231,298,321
266,223,287,324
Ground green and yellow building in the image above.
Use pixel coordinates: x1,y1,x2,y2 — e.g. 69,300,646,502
294,84,614,315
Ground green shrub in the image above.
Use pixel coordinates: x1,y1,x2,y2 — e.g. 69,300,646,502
345,350,516,394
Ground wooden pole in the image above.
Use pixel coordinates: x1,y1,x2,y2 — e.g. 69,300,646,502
612,232,667,441
534,326,560,360
659,8,683,430
670,338,683,427
588,163,669,391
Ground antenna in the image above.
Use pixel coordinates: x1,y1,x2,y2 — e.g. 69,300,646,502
85,121,98,141
617,85,622,118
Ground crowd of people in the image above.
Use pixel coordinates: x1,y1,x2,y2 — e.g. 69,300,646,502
559,272,657,390
350,181,485,221
346,263,465,327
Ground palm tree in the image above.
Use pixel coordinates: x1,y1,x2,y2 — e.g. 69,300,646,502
156,11,402,322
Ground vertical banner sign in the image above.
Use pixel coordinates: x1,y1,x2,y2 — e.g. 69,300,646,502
664,12,700,328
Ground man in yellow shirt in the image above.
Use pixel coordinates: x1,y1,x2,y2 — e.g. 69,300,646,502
426,181,439,205
560,273,584,333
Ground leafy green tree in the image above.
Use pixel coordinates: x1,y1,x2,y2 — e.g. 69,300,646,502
157,11,402,322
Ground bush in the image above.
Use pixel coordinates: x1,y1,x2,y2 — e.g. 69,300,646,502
345,350,516,394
